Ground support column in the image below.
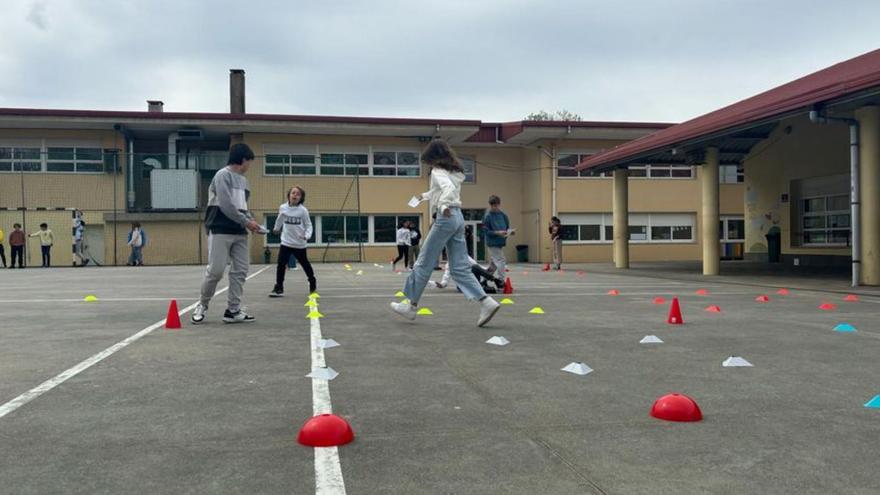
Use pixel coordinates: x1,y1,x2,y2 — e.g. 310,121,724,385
702,147,720,275
856,106,880,285
613,168,630,268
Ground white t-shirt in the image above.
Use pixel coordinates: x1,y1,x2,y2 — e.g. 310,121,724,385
396,228,412,246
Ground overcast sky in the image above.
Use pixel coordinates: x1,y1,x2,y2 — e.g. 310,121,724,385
2,0,879,123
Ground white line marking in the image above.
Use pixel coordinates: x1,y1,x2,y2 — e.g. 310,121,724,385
0,266,271,419
310,308,347,494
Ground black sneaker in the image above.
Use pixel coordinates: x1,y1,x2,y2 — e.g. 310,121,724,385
269,285,284,298
223,309,255,324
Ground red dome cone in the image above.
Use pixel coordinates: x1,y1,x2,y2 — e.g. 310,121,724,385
297,414,354,447
705,305,722,313
165,299,181,330
819,302,837,311
776,288,790,295
667,297,683,325
653,296,666,305
755,295,770,303
695,289,708,296
650,393,703,422
607,289,620,296
844,294,859,302
503,277,513,294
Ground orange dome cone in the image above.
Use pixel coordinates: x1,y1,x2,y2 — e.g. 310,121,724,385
297,414,354,447
667,297,683,325
165,300,181,330
653,296,666,305
650,393,702,422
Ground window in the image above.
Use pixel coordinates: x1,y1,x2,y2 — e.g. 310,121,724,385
374,215,420,243
0,142,104,173
460,156,476,183
264,145,421,177
720,164,744,183
265,213,422,246
374,150,421,177
720,216,745,260
319,151,368,176
626,164,693,179
557,152,600,177
802,194,850,246
560,213,695,243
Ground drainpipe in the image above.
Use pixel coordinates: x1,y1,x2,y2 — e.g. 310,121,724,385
168,132,179,169
809,110,860,287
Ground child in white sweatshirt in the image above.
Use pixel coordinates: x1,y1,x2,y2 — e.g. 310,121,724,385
270,186,316,297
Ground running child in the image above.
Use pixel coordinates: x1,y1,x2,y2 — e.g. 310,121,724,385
270,185,316,297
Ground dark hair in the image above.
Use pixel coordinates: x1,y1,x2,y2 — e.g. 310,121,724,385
551,216,560,224
287,185,306,205
13,223,21,228
132,221,141,229
40,223,48,228
227,143,255,165
488,195,501,206
420,138,463,172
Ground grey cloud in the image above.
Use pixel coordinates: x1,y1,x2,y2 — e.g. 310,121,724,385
26,1,48,30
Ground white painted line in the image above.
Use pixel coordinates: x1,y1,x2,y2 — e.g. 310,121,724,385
309,307,347,494
0,266,271,419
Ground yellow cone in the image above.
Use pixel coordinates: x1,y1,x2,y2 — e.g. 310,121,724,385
356,270,364,275
500,298,514,305
529,306,545,314
306,310,324,319
416,308,433,315
309,292,320,300
83,295,98,302
395,291,406,297
344,264,351,269
305,299,318,308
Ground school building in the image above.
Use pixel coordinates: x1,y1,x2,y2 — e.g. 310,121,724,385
2,70,750,268
578,47,880,286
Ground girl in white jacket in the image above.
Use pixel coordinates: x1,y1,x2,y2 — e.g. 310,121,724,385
270,186,316,297
390,139,500,327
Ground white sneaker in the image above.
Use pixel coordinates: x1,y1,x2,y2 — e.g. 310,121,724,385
191,303,207,324
477,297,501,327
390,301,417,321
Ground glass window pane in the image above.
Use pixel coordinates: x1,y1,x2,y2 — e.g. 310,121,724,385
14,162,41,172
291,165,316,175
373,166,396,176
47,147,74,161
672,226,693,240
345,153,368,165
266,154,290,164
345,216,368,243
373,151,396,165
0,162,11,171
265,165,287,175
322,216,344,243
580,224,601,241
308,216,316,243
320,153,344,165
804,231,826,244
398,152,419,165
604,225,613,241
719,220,725,240
76,148,102,161
629,225,647,241
560,225,578,241
649,167,670,178
398,215,420,229
670,166,692,178
803,216,826,229
374,216,396,242
15,148,41,160
291,154,314,164
75,162,103,173
628,167,647,177
831,231,850,244
651,226,672,240
460,157,475,183
47,162,75,172
804,198,825,213
828,195,848,211
265,215,280,244
320,166,345,176
397,166,420,177
829,214,850,228
0,147,12,160
728,220,744,240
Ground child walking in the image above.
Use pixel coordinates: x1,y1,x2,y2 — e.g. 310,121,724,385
391,221,411,271
127,222,146,266
270,185,316,297
390,138,500,327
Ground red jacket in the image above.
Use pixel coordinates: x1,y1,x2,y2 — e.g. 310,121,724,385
9,230,25,246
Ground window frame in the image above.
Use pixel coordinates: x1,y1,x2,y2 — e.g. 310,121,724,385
262,144,423,178
264,213,422,247
0,139,105,174
801,194,850,247
558,212,696,244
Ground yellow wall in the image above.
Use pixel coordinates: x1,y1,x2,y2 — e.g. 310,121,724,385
743,114,851,258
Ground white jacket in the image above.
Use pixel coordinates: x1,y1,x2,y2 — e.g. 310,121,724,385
273,203,313,249
396,228,411,246
420,167,464,215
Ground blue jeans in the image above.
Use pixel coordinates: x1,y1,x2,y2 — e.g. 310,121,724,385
404,208,486,305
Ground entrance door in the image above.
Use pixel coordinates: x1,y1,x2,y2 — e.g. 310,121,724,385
464,220,485,262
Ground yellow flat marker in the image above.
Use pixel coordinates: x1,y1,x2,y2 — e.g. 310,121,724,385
356,270,364,275
529,306,545,314
416,308,433,316
395,291,406,297
500,298,514,305
305,299,318,308
344,264,351,269
306,310,324,319
401,298,410,305
83,295,98,302
309,292,320,299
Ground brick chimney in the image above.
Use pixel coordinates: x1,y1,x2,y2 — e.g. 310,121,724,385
147,100,164,113
230,69,245,114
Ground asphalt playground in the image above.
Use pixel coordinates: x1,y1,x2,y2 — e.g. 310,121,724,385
1,262,878,494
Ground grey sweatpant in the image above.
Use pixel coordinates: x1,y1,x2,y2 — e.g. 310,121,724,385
200,233,250,312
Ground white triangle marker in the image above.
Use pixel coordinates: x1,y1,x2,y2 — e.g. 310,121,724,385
317,338,340,349
722,356,753,367
561,362,593,376
306,367,339,380
640,335,664,344
485,336,510,346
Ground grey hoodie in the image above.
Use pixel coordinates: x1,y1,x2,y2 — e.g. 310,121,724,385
205,166,253,235
273,202,313,249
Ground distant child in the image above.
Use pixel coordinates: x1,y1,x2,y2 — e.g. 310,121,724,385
390,138,500,327
270,185,316,297
408,221,422,269
29,223,55,267
8,224,24,268
73,211,89,267
482,195,511,282
391,221,411,271
549,216,562,270
127,222,146,266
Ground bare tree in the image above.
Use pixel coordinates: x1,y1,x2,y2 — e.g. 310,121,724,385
524,109,583,121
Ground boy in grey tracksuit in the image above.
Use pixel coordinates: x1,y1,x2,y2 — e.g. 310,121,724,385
191,143,261,324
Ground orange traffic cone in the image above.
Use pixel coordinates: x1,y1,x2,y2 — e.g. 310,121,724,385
503,278,513,294
165,299,181,330
542,263,551,271
667,297,683,325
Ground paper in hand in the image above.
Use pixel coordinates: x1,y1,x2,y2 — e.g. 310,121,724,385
408,196,422,208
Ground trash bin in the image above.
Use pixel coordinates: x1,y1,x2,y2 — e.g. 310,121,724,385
765,228,781,263
516,244,529,263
